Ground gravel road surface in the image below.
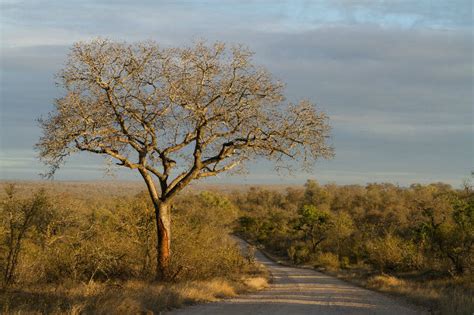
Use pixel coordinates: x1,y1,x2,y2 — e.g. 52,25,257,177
168,240,425,315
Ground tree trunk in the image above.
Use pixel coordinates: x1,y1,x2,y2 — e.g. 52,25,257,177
155,202,171,281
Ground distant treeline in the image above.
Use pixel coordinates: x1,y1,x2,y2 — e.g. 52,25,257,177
234,180,473,275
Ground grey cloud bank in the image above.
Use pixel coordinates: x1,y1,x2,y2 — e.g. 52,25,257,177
0,0,472,186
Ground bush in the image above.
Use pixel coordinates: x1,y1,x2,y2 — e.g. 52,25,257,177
169,192,245,280
0,185,247,286
365,234,409,272
287,243,310,264
314,252,340,271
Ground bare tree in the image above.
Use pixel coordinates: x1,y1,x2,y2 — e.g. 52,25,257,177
36,39,333,280
2,185,48,286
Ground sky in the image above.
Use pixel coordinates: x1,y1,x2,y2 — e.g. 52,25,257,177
0,0,473,187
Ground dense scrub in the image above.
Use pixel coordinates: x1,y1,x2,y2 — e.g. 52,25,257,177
234,180,474,313
235,180,473,274
0,183,261,313
1,180,472,313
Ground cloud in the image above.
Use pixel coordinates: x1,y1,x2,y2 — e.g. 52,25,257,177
325,0,472,29
248,27,472,128
0,1,472,185
331,114,473,136
1,0,472,48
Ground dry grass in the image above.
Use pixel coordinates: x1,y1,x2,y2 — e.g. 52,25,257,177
335,271,474,315
367,274,406,288
241,276,269,291
1,275,268,314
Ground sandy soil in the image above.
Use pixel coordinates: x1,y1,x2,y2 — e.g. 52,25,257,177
168,240,426,315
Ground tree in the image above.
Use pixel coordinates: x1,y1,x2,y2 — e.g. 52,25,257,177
296,205,333,252
36,39,334,280
302,179,330,208
422,195,474,274
1,185,49,285
330,212,354,259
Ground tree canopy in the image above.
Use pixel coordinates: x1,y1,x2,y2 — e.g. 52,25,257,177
37,39,333,199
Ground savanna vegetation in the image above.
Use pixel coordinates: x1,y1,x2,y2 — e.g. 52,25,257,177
0,182,267,314
235,179,474,314
1,179,472,314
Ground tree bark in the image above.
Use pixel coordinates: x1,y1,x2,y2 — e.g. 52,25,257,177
155,202,171,281
137,169,171,281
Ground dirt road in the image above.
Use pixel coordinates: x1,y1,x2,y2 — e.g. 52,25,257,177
168,241,425,315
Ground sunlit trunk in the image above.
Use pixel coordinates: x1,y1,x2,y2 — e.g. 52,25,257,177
155,202,171,281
